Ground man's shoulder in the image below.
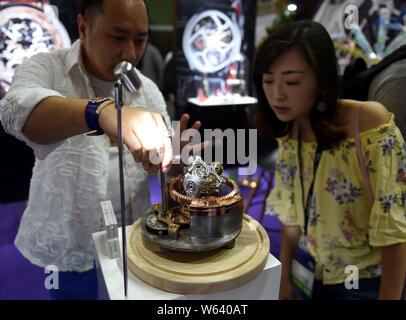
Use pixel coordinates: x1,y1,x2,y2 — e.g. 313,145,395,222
368,57,406,99
137,70,160,92
373,57,406,81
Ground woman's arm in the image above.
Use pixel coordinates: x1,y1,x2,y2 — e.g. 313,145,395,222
279,224,301,299
378,242,406,300
355,101,406,299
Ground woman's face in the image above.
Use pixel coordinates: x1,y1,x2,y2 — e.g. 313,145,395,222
262,47,320,124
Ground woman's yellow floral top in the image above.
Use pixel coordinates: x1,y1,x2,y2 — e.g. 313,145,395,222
266,114,406,284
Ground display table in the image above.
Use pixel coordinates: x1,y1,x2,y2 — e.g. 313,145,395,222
92,226,281,300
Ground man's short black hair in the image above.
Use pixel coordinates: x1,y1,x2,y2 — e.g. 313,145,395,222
76,0,103,16
76,0,148,18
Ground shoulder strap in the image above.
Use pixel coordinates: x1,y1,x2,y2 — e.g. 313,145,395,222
354,103,375,209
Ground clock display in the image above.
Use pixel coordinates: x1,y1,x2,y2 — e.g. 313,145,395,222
0,4,70,98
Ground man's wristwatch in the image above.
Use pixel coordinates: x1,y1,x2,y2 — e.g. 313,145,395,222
85,98,114,136
0,0,71,98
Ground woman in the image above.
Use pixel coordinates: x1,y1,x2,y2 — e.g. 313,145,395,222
253,20,406,300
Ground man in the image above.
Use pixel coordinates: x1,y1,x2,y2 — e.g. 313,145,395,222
368,37,406,139
0,0,200,299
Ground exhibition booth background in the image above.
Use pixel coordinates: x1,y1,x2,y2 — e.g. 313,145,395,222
0,0,283,299
1,0,322,204
2,0,406,299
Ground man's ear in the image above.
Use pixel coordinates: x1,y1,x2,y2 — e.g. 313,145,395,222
77,14,88,42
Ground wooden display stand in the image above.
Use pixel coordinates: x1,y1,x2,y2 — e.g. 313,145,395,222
127,214,270,294
92,216,281,300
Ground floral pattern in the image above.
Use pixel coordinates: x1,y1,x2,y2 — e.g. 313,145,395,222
325,168,362,206
320,253,348,275
275,159,296,189
360,264,382,279
396,143,406,183
379,135,396,156
322,233,342,247
307,193,322,227
377,191,397,213
267,115,406,284
364,150,376,174
340,140,356,163
339,210,370,247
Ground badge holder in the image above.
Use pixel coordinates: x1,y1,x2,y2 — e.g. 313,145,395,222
291,235,316,299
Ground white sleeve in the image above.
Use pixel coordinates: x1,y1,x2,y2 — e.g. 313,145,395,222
156,88,172,132
0,54,65,160
138,74,172,131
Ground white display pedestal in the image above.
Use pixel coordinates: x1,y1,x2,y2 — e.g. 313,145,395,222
92,227,281,300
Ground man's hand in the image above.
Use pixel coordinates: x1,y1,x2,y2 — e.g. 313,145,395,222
98,103,173,174
169,113,210,176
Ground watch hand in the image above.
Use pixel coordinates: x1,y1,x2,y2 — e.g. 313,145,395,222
0,26,20,42
31,35,53,43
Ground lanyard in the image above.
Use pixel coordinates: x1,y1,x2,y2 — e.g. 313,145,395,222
297,130,322,236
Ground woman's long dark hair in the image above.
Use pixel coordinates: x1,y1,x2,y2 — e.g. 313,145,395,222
252,20,346,150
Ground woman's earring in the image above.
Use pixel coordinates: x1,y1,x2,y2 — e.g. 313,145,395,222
316,100,327,112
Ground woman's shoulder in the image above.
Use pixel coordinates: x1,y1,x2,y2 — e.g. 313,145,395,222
339,99,391,135
357,101,391,132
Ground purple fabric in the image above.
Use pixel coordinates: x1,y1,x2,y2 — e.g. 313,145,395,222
0,201,50,300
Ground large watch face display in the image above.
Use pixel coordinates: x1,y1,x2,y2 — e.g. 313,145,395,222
176,0,257,108
0,3,71,98
182,9,242,74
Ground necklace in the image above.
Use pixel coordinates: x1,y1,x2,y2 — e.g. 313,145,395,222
297,129,322,235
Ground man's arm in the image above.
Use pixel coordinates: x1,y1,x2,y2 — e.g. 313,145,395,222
22,96,89,144
2,52,173,172
21,95,173,173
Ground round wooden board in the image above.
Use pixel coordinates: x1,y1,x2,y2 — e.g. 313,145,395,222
127,214,270,294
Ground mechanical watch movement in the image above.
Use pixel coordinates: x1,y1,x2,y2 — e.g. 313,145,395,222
141,156,244,252
0,0,71,98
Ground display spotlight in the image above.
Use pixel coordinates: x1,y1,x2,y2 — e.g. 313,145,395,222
287,3,298,12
